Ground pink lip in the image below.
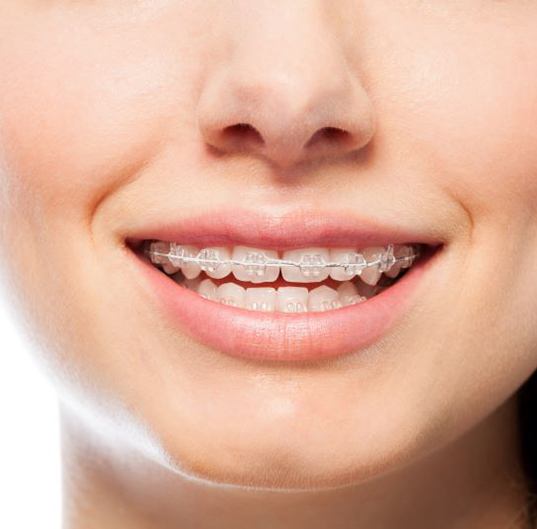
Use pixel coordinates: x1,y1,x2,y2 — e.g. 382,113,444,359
125,207,442,251
126,209,441,363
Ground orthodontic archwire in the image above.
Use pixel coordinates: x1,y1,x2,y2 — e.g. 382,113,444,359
145,242,420,274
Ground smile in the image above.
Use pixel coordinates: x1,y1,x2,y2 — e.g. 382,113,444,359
145,241,421,313
126,209,441,362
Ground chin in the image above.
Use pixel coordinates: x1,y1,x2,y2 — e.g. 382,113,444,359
149,399,435,492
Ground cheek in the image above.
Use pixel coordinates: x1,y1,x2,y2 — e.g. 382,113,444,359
0,10,187,336
423,36,537,214
0,9,198,234
371,10,537,218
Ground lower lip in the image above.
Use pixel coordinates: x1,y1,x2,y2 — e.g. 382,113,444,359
131,248,436,363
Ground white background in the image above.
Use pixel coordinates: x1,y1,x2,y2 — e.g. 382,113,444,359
0,301,62,528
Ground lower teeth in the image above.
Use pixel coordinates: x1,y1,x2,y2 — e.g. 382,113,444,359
171,272,398,313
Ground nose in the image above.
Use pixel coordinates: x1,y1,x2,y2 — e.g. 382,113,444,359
197,10,376,170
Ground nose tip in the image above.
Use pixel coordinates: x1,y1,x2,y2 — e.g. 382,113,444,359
197,69,376,170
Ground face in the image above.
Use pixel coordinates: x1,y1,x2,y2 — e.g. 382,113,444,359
1,0,536,490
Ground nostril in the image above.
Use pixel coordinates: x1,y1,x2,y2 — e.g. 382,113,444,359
305,126,352,149
222,123,265,148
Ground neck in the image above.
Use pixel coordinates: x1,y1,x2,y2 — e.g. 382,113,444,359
61,396,530,529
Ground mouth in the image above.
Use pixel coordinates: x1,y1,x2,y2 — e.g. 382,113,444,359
140,240,422,311
125,209,442,363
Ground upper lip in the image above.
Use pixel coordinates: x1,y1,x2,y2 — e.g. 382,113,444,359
125,207,442,251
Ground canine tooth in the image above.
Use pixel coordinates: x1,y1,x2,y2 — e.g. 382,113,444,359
198,278,218,300
308,285,341,312
216,282,245,308
198,247,232,279
245,287,276,312
359,246,384,285
329,248,367,281
232,246,279,283
337,282,366,306
281,248,330,283
276,287,309,313
170,244,200,279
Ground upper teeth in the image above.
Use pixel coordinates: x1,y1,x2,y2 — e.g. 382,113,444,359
147,242,418,285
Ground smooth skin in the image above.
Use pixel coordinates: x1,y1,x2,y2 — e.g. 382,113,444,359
0,1,536,528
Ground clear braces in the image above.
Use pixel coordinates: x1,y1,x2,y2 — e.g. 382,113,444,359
145,242,420,278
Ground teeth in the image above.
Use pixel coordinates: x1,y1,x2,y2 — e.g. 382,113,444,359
149,242,418,283
378,244,396,272
276,287,309,313
216,282,245,308
337,281,366,306
359,246,384,285
198,278,218,301
198,247,232,279
281,248,330,283
384,259,401,278
184,279,370,312
329,248,367,280
396,244,417,268
146,241,419,300
232,246,279,283
356,278,380,298
170,244,201,279
308,285,341,312
384,245,414,277
162,262,180,275
384,263,401,278
245,287,277,312
148,241,421,311
149,241,171,265
182,277,201,290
